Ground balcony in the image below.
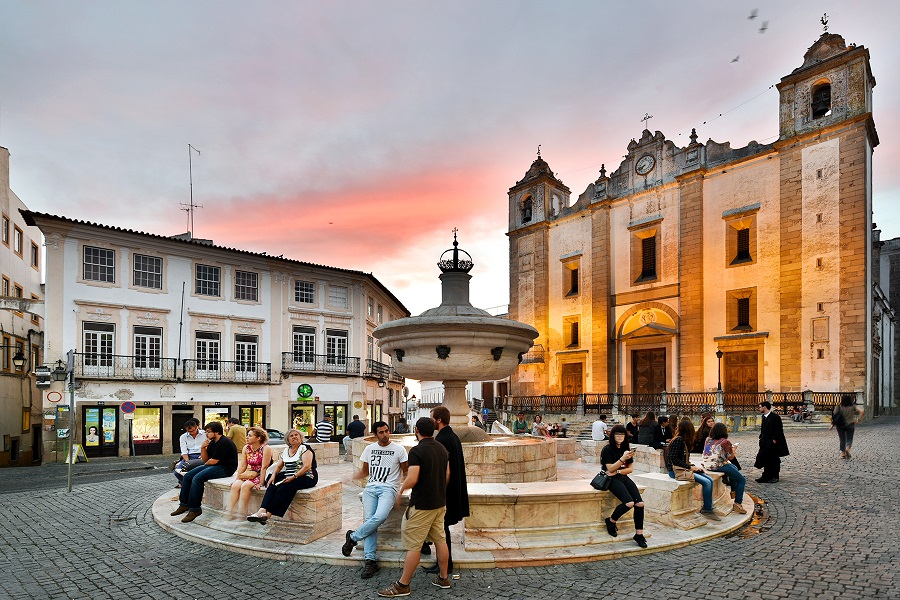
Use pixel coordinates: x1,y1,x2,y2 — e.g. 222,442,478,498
364,359,404,384
281,352,361,376
182,359,272,383
75,353,178,381
518,344,545,364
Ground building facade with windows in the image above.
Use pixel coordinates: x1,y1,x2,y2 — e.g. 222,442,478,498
23,211,408,460
0,147,44,466
507,33,891,415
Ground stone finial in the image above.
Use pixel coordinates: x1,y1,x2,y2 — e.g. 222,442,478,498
689,128,698,144
599,164,607,178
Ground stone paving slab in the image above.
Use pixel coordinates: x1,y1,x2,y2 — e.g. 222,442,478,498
0,419,897,599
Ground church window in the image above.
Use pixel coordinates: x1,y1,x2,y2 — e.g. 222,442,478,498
727,288,756,333
732,228,752,264
811,82,831,119
631,226,659,285
522,196,533,223
725,211,757,268
637,236,657,282
564,317,579,348
562,259,580,297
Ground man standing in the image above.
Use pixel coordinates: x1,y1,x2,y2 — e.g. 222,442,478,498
314,414,334,443
345,414,366,456
174,418,203,488
512,412,529,435
591,414,610,441
423,406,468,579
755,401,789,483
342,421,408,579
225,417,247,450
377,417,450,597
171,421,238,523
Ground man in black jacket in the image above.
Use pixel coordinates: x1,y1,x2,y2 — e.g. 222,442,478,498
755,401,789,483
422,406,469,579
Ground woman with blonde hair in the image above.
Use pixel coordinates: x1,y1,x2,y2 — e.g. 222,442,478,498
226,426,272,517
247,429,318,524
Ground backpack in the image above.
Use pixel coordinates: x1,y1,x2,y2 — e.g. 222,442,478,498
832,406,845,427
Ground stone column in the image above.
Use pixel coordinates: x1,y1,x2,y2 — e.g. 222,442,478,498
442,379,470,428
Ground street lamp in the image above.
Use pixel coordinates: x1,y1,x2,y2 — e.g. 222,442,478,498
716,349,724,392
12,349,26,371
51,359,68,381
377,379,385,388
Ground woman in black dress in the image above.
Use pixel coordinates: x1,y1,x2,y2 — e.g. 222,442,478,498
601,424,647,548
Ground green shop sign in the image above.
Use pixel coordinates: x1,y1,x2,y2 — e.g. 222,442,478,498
297,383,314,400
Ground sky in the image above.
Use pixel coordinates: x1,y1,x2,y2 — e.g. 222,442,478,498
1,1,898,316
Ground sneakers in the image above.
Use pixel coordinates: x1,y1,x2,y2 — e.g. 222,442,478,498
377,581,411,597
633,534,648,548
361,560,380,579
732,502,748,514
181,510,202,523
604,517,618,537
700,509,721,521
342,530,358,557
170,506,189,516
432,576,451,589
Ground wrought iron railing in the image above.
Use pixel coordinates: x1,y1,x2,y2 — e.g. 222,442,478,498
722,391,769,413
617,394,662,417
74,353,178,381
582,393,615,414
281,352,361,376
519,345,545,364
666,392,718,416
182,359,272,383
363,359,404,384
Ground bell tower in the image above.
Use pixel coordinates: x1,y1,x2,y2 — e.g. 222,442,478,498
507,150,571,233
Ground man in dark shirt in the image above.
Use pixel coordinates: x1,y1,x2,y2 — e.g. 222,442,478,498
171,421,238,523
344,414,366,456
625,414,640,444
377,417,450,597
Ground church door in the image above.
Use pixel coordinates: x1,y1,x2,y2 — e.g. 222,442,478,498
561,363,583,395
632,348,666,394
723,350,759,393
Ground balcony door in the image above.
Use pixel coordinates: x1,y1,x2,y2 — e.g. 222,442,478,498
195,332,221,380
234,335,258,382
83,322,115,376
325,329,348,372
292,326,316,368
134,326,162,378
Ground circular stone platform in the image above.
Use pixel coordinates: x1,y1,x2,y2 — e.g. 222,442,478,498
153,456,753,567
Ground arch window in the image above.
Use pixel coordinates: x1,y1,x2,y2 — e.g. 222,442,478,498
811,82,832,119
522,196,533,223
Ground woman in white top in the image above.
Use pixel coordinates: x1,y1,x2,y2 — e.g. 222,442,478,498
247,429,317,524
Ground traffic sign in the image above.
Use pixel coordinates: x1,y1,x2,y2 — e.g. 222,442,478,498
482,408,489,416
121,401,136,414
47,391,63,403
124,413,134,420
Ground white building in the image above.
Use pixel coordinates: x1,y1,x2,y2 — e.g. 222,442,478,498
23,211,408,460
0,147,44,466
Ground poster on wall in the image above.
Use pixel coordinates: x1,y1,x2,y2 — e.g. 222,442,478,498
84,408,100,447
102,409,116,444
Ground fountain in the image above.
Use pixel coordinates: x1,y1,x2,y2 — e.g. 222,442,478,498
373,233,538,443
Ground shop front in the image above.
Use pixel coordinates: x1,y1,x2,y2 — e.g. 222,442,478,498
290,403,316,439
203,405,231,427
82,405,119,458
131,405,162,455
239,404,266,428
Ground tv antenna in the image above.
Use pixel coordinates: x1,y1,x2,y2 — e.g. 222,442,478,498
180,144,203,238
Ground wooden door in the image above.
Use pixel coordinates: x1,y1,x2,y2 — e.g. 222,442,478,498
724,350,759,393
561,363,583,395
632,348,666,394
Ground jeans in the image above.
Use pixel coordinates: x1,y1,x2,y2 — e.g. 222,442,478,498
837,424,856,451
174,453,201,484
608,475,644,530
179,464,229,511
353,484,398,560
669,469,715,511
711,462,745,503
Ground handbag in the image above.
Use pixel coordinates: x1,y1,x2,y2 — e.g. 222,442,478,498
832,406,845,427
239,469,259,480
672,465,694,481
590,471,612,491
178,458,205,474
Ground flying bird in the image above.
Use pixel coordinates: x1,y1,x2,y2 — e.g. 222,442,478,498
759,21,768,33
731,56,740,63
748,9,757,19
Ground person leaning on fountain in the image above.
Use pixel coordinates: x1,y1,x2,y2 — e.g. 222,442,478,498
377,417,451,597
601,424,648,548
171,421,239,523
512,412,529,435
342,421,409,579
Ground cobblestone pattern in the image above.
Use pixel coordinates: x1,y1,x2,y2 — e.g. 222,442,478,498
1,419,898,599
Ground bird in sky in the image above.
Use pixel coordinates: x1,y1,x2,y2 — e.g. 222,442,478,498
759,21,768,34
731,55,740,63
748,9,758,20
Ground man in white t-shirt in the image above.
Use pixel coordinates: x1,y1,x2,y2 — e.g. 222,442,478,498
591,414,610,441
341,420,408,579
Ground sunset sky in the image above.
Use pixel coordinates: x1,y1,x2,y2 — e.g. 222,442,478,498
1,1,898,316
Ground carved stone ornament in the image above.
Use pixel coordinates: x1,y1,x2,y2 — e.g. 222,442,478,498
639,310,657,325
237,322,256,334
137,312,160,326
159,384,177,398
197,318,220,331
491,347,504,361
395,349,405,362
436,345,451,360
88,307,113,322
45,233,63,250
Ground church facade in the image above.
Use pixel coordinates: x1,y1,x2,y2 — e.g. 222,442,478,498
507,33,892,414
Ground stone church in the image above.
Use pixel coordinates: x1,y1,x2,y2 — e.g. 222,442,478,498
507,32,894,414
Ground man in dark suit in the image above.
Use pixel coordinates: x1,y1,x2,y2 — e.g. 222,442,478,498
755,401,789,483
422,406,469,579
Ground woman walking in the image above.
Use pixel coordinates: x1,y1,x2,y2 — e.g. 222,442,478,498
831,394,864,459
247,429,317,523
667,418,720,521
701,423,747,514
601,424,648,548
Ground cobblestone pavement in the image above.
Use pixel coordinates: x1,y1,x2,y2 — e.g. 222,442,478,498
1,418,897,600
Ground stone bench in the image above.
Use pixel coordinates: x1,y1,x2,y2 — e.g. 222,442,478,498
199,477,342,544
554,437,579,461
632,470,734,530
579,439,604,463
305,441,340,465
631,444,668,474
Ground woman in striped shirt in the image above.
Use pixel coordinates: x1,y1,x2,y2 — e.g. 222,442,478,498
247,429,317,524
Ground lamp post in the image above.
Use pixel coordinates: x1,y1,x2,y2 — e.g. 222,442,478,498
52,351,77,492
716,349,724,392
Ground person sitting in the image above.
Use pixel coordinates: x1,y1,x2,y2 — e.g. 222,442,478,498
532,414,551,437
651,415,671,449
693,412,715,454
171,421,238,523
601,425,647,548
344,414,366,456
226,427,273,518
471,415,486,430
666,418,719,522
512,412,530,435
247,429,318,524
625,414,640,444
701,422,747,514
173,418,204,488
637,411,657,447
591,415,610,441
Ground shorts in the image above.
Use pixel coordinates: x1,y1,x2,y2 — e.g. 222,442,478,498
401,505,447,550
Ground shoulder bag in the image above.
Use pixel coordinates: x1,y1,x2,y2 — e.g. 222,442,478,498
590,471,612,491
832,406,845,427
